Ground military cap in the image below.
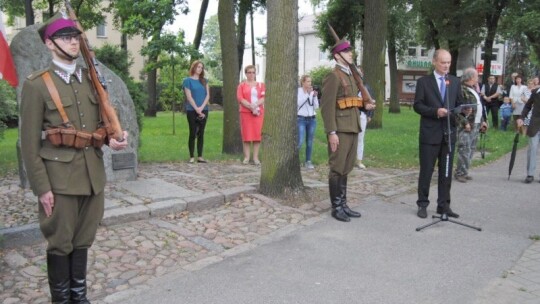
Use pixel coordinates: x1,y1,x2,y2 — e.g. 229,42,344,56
327,23,352,55
38,11,82,43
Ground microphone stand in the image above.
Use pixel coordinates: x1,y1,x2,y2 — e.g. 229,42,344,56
417,76,482,232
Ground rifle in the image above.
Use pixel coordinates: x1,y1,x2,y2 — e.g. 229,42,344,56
327,23,374,104
64,0,124,142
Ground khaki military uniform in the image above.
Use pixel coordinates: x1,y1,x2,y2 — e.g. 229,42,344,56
321,65,362,177
20,63,106,255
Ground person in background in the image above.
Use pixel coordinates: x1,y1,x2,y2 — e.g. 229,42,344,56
20,13,128,303
516,80,540,183
237,65,265,165
413,49,463,219
480,75,502,129
183,60,210,163
454,68,488,183
522,78,538,135
499,96,513,131
356,82,375,170
297,75,319,169
509,75,528,133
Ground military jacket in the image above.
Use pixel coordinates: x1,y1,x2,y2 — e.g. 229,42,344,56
20,63,106,196
320,66,361,134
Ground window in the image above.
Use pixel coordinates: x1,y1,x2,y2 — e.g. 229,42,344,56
420,48,429,58
96,23,106,38
408,45,417,57
319,50,329,61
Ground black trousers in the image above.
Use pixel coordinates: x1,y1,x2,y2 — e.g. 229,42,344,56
417,141,455,208
186,110,208,157
485,103,499,129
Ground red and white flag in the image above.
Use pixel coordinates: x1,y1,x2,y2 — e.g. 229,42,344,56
0,13,18,87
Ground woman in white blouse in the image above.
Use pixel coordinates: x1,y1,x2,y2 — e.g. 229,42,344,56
297,75,319,169
509,75,528,133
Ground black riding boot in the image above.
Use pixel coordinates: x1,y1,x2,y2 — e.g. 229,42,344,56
340,176,361,218
329,176,350,222
47,253,71,304
70,248,91,303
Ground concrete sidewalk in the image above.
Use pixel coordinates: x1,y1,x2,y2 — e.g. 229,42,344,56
102,149,540,304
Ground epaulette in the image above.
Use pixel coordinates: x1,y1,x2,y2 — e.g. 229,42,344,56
26,69,49,80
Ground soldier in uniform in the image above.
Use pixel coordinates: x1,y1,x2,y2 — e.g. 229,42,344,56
20,12,128,303
320,37,375,222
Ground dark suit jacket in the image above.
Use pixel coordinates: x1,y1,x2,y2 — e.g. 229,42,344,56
522,87,540,137
413,74,463,145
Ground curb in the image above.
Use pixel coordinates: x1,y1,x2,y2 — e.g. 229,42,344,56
0,186,257,249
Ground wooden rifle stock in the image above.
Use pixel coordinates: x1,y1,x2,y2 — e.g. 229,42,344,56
64,1,124,142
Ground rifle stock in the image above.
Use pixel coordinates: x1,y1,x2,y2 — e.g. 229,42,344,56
64,0,124,142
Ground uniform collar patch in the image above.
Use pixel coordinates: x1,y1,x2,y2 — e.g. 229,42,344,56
54,68,83,84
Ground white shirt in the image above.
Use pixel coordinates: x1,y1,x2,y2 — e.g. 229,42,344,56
467,87,483,123
297,87,319,117
509,84,527,115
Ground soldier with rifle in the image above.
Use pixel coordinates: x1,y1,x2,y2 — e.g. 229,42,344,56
320,26,375,222
20,7,128,303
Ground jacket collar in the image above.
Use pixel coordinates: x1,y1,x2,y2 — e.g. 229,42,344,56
51,64,83,84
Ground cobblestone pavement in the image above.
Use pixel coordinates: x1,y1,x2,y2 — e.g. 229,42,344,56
0,161,418,304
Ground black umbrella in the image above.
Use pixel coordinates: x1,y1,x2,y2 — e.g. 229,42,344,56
508,131,520,180
480,132,487,159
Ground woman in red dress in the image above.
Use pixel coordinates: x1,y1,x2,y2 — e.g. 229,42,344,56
236,65,265,165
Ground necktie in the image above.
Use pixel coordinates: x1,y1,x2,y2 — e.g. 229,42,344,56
439,76,446,103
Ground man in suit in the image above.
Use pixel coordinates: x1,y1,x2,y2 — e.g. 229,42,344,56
517,83,540,183
413,49,463,219
20,12,128,303
321,38,374,222
480,75,502,129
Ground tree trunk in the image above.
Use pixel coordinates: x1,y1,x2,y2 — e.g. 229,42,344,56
25,0,34,26
219,0,242,154
237,0,250,73
259,0,303,197
145,62,158,117
482,0,508,84
387,40,400,113
193,0,209,50
362,0,388,129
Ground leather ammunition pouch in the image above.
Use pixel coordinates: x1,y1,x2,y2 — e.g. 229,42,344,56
45,126,107,149
337,97,364,110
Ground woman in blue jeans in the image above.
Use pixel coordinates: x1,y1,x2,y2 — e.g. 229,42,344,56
297,75,319,169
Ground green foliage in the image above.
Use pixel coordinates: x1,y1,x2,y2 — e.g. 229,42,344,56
1,0,106,29
0,81,17,140
201,14,223,82
314,0,364,58
306,65,332,88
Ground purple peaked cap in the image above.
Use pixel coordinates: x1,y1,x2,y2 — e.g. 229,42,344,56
331,40,351,55
38,12,81,43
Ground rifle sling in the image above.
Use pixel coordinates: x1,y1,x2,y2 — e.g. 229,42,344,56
42,72,71,126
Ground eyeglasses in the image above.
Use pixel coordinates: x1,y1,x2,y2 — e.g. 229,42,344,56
54,34,81,43
246,71,255,74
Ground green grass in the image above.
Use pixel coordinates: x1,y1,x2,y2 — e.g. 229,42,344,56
0,108,528,177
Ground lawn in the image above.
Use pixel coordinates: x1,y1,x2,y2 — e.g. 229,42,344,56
0,108,527,177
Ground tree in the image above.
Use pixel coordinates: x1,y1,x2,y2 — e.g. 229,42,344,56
361,0,387,129
1,0,104,28
472,0,509,84
259,0,303,196
413,0,485,75
500,0,540,78
218,0,242,154
109,0,189,117
387,0,416,113
236,0,266,72
193,0,209,50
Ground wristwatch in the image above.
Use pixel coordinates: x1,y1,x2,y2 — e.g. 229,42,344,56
328,131,337,135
